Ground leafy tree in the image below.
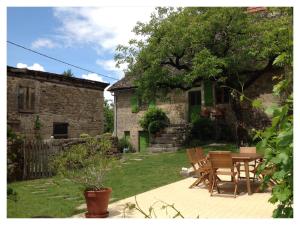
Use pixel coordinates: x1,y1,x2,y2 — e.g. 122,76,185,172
254,25,293,218
62,69,74,77
115,7,292,144
103,100,114,133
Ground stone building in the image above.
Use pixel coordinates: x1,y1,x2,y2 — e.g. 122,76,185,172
108,69,281,152
7,66,109,139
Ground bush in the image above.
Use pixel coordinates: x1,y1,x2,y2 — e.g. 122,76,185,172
139,106,169,134
50,135,116,191
190,117,215,141
118,137,134,153
7,128,24,182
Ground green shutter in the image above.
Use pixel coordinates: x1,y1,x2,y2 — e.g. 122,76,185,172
139,131,149,152
124,131,130,141
204,80,214,106
130,95,139,113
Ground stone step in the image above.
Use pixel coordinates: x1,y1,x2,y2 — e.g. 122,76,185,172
150,143,175,148
147,146,179,153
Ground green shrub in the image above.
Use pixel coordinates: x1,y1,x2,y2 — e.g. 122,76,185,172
139,106,169,134
50,135,116,191
7,128,24,182
118,137,134,153
190,117,215,141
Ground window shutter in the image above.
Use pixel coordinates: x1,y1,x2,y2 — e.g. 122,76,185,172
130,95,139,113
18,87,25,110
204,80,214,106
30,88,35,110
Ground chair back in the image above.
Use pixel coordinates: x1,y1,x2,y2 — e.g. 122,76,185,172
240,147,256,154
209,151,233,169
194,147,205,159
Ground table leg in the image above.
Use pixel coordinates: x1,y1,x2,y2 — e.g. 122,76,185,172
209,170,213,192
244,161,252,195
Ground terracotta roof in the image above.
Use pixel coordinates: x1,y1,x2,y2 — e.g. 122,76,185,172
107,75,136,91
7,66,109,91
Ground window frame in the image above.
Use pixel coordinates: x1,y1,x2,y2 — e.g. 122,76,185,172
18,86,35,113
53,122,69,139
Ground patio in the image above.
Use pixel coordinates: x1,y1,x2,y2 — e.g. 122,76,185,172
73,176,275,218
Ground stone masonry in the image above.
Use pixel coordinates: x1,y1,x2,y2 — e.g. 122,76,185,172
109,69,279,151
7,66,109,139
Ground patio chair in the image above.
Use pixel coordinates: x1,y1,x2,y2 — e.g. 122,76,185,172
209,151,239,198
238,147,259,180
186,148,210,189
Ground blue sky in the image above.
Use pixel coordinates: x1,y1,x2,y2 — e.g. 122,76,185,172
7,7,155,100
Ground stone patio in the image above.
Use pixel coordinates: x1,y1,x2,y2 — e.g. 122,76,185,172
73,177,275,218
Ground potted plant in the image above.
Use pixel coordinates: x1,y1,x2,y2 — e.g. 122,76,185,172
50,134,116,218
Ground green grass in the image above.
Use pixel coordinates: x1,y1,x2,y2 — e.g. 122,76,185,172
7,143,237,218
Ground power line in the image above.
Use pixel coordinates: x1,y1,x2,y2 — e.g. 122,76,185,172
7,40,119,81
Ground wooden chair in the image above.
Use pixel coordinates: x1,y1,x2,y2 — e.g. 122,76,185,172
209,151,239,198
238,147,259,180
186,148,210,189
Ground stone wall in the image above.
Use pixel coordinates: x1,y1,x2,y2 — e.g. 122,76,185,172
113,70,279,150
114,89,187,151
242,69,281,130
7,75,105,139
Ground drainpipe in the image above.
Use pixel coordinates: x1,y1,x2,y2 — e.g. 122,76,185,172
113,92,117,137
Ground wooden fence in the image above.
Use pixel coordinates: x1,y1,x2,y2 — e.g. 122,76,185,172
23,140,63,179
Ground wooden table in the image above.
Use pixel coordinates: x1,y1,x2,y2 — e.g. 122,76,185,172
231,153,263,195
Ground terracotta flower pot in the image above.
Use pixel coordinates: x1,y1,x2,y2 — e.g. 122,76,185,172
84,187,112,218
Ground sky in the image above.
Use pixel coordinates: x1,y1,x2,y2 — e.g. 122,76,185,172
7,7,155,101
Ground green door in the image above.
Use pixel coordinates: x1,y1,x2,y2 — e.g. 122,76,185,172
139,131,149,152
188,90,202,122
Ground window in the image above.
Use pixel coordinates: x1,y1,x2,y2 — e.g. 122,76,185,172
18,86,35,113
53,123,68,139
124,131,130,141
215,86,230,104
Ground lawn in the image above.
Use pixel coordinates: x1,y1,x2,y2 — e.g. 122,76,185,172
7,143,238,218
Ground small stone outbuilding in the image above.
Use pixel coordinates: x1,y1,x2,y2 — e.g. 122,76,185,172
7,66,109,139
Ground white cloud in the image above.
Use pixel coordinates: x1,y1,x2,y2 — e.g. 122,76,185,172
31,38,58,49
16,63,45,72
81,73,105,82
52,7,155,53
81,73,113,102
96,59,126,79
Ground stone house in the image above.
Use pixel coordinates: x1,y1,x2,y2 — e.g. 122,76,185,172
7,66,109,139
108,69,281,152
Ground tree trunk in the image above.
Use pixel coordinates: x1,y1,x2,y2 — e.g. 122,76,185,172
230,96,249,147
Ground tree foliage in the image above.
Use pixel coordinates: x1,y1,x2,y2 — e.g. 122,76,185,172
115,7,292,101
62,69,74,77
254,26,293,217
103,100,114,133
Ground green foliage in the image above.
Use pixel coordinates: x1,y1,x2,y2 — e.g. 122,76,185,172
7,187,18,202
34,115,41,130
62,69,74,77
139,106,169,134
7,128,24,182
255,95,293,218
118,137,134,153
254,29,293,217
50,134,116,191
103,100,114,133
190,117,215,141
115,7,292,102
